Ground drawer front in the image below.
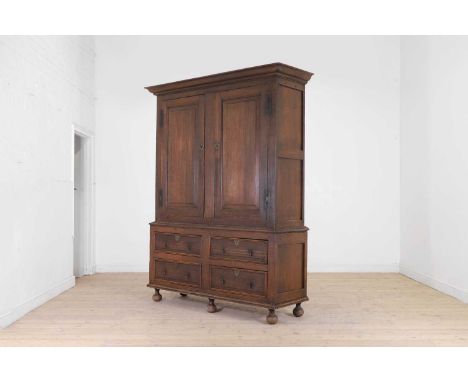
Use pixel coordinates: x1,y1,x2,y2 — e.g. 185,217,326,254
210,266,266,296
155,233,201,256
210,237,267,264
155,259,201,287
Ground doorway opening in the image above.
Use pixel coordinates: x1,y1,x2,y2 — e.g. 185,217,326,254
73,127,95,277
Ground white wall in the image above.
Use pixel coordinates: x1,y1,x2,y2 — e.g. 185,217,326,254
400,36,468,302
95,36,400,272
0,36,95,327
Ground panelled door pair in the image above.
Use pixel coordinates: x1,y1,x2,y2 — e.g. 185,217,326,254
157,85,271,228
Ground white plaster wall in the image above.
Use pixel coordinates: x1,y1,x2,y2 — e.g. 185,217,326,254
95,36,400,272
0,36,95,327
400,36,468,302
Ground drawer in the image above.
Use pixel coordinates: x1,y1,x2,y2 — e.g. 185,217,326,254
155,259,201,287
155,233,201,256
210,266,266,296
210,237,267,264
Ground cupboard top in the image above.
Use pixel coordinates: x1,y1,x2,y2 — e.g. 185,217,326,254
145,63,313,96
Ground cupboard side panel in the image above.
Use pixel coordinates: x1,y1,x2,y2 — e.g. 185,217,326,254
275,83,305,229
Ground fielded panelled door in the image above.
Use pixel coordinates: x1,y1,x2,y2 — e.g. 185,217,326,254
212,85,270,227
157,95,205,223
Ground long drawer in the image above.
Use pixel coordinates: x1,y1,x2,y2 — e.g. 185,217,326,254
210,266,266,296
155,233,201,256
210,237,267,264
154,259,201,287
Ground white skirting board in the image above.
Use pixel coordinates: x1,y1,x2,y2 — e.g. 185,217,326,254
311,263,400,273
0,276,75,329
400,266,468,303
96,264,148,272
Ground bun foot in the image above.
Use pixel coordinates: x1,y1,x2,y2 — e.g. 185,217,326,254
207,298,218,313
180,293,188,297
152,289,162,302
293,303,304,317
266,309,278,325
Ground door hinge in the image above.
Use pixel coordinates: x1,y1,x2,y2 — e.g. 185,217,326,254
158,189,163,207
159,109,164,128
265,93,272,115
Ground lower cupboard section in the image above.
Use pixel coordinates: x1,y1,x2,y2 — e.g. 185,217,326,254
148,224,309,323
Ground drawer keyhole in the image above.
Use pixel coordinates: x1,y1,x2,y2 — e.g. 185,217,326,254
186,272,191,280
249,281,254,289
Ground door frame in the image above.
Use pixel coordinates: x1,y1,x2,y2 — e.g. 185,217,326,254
72,123,96,276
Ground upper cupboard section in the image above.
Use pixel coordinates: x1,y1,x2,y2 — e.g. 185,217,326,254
148,63,313,230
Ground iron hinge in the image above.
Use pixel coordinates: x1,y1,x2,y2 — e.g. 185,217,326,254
159,109,164,128
158,189,163,207
265,93,272,115
264,190,270,208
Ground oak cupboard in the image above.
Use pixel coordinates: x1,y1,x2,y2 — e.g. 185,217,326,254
146,63,313,324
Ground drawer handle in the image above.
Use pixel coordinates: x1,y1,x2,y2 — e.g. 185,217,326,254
233,269,240,277
249,281,254,289
233,239,240,247
174,235,181,242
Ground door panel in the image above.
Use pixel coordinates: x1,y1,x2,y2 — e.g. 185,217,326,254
213,86,269,227
157,96,204,222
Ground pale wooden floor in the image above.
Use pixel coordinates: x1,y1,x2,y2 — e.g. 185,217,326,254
1,273,468,346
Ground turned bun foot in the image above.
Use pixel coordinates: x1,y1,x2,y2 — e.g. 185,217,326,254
152,289,162,302
293,303,304,317
266,309,278,325
207,298,218,313
180,293,188,297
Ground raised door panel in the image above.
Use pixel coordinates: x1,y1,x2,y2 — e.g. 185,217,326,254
213,86,270,227
157,96,204,222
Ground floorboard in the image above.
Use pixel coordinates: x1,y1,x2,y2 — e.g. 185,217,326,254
1,273,468,346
